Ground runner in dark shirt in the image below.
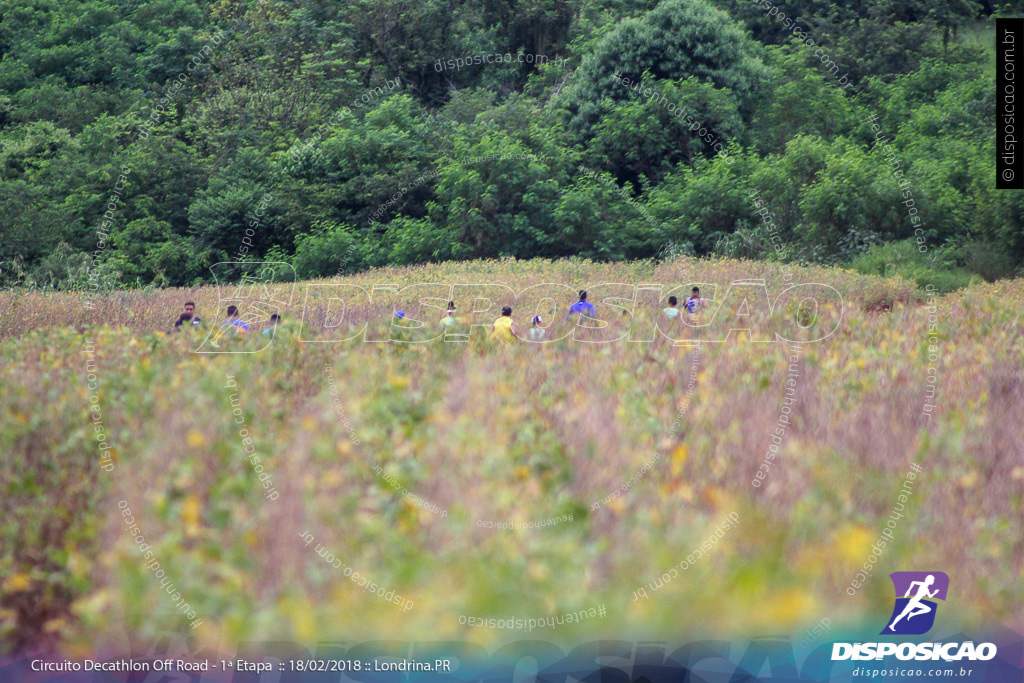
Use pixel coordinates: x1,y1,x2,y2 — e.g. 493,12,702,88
174,301,202,329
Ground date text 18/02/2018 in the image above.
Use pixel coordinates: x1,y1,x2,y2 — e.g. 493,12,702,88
288,659,453,672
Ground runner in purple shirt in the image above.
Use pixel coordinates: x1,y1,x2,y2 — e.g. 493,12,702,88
684,287,705,315
566,290,595,321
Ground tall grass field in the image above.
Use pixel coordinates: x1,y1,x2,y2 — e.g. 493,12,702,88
1,257,1022,664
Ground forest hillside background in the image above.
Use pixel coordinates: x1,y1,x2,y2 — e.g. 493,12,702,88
0,0,1021,290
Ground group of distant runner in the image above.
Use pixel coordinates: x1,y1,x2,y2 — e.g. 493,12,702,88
172,287,707,341
173,302,280,335
477,288,706,341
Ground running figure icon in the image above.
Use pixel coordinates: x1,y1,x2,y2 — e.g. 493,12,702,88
888,574,938,631
881,571,949,635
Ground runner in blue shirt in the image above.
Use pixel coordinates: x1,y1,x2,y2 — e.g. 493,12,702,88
663,296,680,319
220,305,249,332
262,313,281,335
566,290,595,321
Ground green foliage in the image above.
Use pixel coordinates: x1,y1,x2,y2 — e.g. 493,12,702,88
188,150,276,254
567,0,770,135
406,133,568,260
29,243,94,290
293,222,362,279
586,76,744,185
848,239,979,293
960,240,1020,281
107,217,193,286
795,141,900,257
716,0,981,86
645,149,757,255
553,169,661,259
756,47,859,153
0,0,1015,291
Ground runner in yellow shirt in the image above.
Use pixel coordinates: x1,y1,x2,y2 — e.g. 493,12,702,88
491,306,515,342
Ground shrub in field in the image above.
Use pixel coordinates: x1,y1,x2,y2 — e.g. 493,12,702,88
848,239,979,294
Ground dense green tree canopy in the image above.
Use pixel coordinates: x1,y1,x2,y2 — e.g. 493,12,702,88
0,0,1018,288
